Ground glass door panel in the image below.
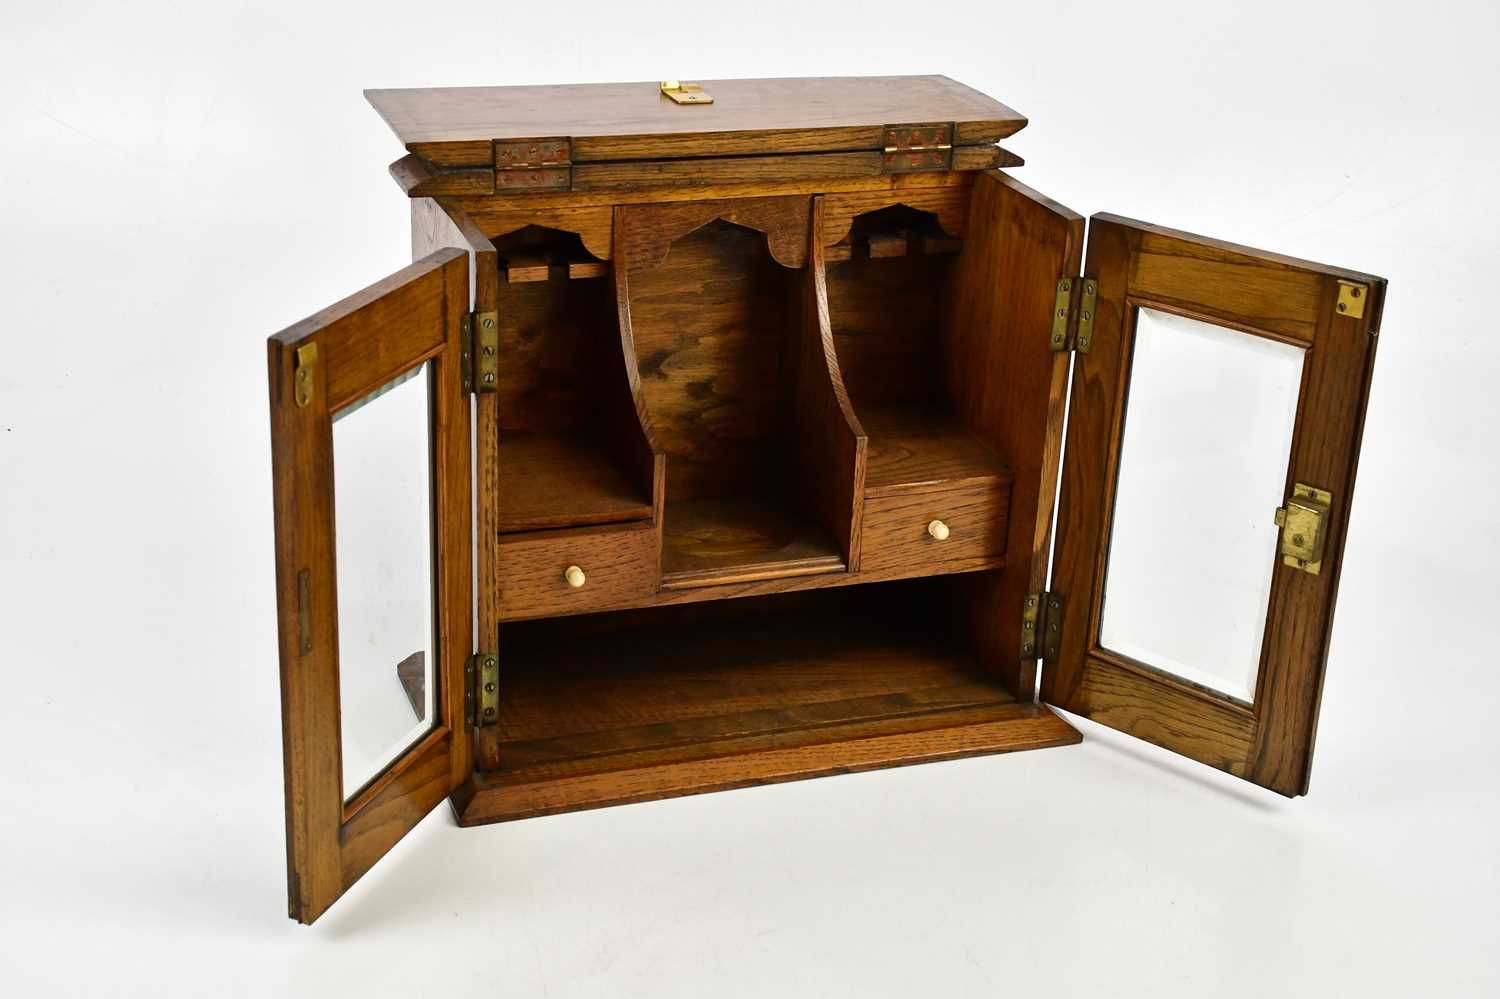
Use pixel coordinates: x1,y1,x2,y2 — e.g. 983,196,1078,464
1098,308,1303,704
332,363,437,800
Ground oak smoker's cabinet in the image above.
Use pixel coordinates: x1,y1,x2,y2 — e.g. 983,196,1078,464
268,76,1386,924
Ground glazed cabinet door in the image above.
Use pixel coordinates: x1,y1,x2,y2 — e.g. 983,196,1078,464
268,249,474,923
1042,216,1384,796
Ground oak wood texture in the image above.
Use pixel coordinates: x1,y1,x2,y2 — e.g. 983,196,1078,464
823,212,956,409
268,249,473,925
462,203,615,260
660,496,845,588
1041,215,1385,797
941,173,1084,701
822,185,971,247
858,481,1010,574
860,405,1012,496
623,203,802,500
496,432,653,532
449,169,971,215
793,200,867,566
410,199,504,670
460,586,1078,822
367,76,1026,167
497,521,657,620
390,153,495,197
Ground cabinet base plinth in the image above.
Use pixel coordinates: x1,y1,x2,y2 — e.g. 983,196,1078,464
449,703,1079,826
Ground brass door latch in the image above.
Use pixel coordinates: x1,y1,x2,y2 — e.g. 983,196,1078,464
660,80,713,104
1275,483,1332,574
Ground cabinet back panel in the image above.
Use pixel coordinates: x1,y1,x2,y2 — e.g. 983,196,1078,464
627,219,796,499
826,253,953,409
495,278,611,433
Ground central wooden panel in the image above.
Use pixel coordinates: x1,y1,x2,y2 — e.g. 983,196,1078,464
628,218,796,500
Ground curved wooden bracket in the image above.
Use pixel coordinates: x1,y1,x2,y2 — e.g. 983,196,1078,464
820,185,972,248
622,196,812,273
453,204,614,260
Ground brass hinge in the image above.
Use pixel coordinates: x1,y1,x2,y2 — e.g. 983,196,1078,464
461,311,498,393
1049,277,1099,353
882,122,954,173
465,652,499,727
1021,591,1064,663
660,80,713,105
493,138,571,192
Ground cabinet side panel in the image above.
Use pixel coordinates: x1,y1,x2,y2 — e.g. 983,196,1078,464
941,172,1082,699
411,198,500,676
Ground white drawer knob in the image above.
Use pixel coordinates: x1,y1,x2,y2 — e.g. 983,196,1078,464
927,520,950,541
564,565,587,588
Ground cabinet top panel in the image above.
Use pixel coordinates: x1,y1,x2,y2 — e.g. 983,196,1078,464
366,75,1025,165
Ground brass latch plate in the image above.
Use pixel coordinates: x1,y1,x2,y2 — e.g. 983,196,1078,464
1275,483,1332,574
1336,280,1368,319
493,138,571,191
466,652,499,727
462,311,498,393
660,80,713,105
882,122,954,173
293,342,317,407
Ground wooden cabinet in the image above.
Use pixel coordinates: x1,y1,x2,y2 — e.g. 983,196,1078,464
268,76,1387,923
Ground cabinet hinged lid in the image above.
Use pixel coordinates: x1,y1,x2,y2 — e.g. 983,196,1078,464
365,75,1026,168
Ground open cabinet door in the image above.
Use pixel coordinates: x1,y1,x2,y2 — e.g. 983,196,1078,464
268,249,474,923
1042,216,1385,796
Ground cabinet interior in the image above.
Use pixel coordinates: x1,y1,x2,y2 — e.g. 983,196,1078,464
470,580,1020,815
459,183,1054,800
492,225,653,533
628,218,844,586
826,203,1010,497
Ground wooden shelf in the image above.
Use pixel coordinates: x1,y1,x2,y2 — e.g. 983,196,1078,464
860,404,1012,497
455,586,1079,823
498,432,652,533
661,496,845,589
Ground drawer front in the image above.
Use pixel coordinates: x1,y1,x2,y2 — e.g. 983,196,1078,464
498,522,657,620
859,482,1009,573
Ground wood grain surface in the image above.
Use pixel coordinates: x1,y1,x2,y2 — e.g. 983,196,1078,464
367,76,1025,165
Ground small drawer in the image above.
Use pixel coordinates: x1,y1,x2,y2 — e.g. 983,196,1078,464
497,522,657,620
858,482,1009,573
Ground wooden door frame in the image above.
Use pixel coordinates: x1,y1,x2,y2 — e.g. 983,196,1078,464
268,249,474,923
1042,215,1385,796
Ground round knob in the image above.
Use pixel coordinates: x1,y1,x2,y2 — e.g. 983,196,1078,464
564,565,586,589
927,520,950,541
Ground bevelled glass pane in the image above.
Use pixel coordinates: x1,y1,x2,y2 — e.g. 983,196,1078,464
332,363,436,800
1098,308,1303,704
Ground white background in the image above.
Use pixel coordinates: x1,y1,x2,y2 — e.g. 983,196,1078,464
2,1,1496,995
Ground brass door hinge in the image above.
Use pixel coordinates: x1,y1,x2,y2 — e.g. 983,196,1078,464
1022,591,1064,663
461,311,498,393
882,123,954,173
660,80,713,105
1049,277,1099,353
465,652,499,727
1275,483,1332,575
493,138,571,191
